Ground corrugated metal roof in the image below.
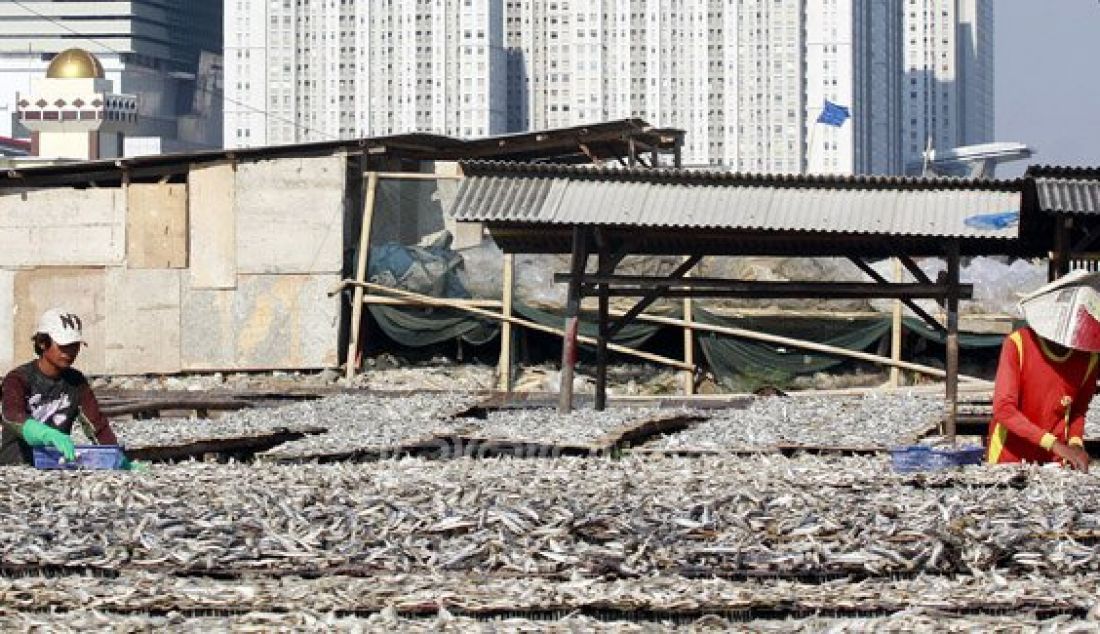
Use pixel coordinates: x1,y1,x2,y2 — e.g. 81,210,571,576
1026,166,1100,215
452,162,1024,240
1033,177,1100,214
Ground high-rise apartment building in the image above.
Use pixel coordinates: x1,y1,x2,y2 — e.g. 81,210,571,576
225,0,506,148
225,1,991,175
901,0,994,172
505,0,907,174
0,0,223,154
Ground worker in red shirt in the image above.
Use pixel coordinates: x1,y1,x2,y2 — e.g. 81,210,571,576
987,326,1097,471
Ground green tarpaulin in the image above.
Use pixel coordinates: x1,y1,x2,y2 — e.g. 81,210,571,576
368,300,1011,388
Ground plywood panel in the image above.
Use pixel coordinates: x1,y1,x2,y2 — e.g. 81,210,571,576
235,157,344,274
0,270,15,372
127,183,188,269
104,268,182,375
12,268,107,376
180,273,339,371
188,163,236,289
0,189,125,266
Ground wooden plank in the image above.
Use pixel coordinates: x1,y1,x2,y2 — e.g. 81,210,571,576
12,268,107,375
104,268,182,375
188,163,237,290
126,182,187,269
0,188,125,266
236,156,344,274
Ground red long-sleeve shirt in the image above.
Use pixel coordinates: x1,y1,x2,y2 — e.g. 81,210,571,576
988,327,1099,464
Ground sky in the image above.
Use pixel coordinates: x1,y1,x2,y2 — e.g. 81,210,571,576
996,0,1100,175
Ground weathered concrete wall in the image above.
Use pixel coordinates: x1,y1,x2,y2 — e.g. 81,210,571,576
181,274,339,371
0,154,351,376
104,268,182,375
0,188,125,267
235,157,345,274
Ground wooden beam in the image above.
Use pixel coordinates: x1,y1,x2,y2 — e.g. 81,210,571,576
557,275,973,300
606,254,702,338
849,257,946,334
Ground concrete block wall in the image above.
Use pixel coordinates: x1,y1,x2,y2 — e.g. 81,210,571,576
0,153,347,376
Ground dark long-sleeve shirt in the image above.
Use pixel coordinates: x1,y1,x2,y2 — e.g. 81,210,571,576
0,361,117,466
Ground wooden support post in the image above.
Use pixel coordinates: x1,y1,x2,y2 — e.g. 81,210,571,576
1050,216,1072,281
628,137,638,168
890,258,903,388
683,265,696,396
559,227,588,413
945,242,961,443
498,253,515,392
595,239,611,411
673,139,683,168
650,149,661,169
345,171,379,381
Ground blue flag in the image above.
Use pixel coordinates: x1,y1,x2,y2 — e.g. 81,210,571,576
817,100,851,127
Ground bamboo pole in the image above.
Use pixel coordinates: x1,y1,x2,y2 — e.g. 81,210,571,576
344,172,379,380
682,265,696,395
890,258,903,388
626,311,991,385
331,280,988,385
498,253,515,392
330,280,692,371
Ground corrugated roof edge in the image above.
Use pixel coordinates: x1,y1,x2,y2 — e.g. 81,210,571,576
458,161,1025,192
1027,165,1100,180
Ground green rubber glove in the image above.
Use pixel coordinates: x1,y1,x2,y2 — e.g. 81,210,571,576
21,418,76,462
119,457,150,473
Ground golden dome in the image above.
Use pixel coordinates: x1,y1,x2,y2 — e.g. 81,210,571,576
46,49,105,79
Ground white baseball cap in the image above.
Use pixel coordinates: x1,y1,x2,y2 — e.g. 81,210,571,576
36,308,85,346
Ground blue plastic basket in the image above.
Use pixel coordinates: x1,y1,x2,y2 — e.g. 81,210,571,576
889,445,984,473
32,445,126,470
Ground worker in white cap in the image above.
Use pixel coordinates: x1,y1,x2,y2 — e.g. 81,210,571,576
0,308,141,468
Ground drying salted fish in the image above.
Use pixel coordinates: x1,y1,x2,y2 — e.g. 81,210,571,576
455,407,699,449
0,455,1097,580
83,393,480,454
648,393,943,452
256,392,480,460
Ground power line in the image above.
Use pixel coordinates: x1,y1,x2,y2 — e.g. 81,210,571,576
9,0,338,142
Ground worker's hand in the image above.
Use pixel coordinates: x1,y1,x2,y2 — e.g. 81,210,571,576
1053,442,1090,473
20,418,76,462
